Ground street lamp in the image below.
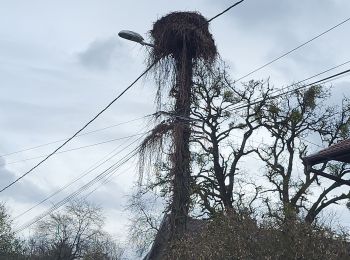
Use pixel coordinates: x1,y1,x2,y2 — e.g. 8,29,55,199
118,30,154,47
303,139,350,186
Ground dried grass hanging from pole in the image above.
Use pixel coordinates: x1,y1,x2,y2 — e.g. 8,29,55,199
139,11,218,192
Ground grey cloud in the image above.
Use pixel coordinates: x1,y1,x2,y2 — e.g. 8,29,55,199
85,179,127,210
78,37,124,70
0,157,45,204
327,80,350,105
214,0,350,72
222,0,345,33
0,157,16,189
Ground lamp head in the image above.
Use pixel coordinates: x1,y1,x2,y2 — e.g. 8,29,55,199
118,30,144,43
118,30,154,47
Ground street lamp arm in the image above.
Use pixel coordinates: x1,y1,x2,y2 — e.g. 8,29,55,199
139,41,154,47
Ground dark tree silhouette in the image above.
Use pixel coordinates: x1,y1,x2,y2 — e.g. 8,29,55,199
255,86,350,224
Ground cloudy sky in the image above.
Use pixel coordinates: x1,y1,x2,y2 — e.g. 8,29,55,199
1,0,350,256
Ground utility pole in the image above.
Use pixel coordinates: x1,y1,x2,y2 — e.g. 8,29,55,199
170,44,193,235
148,11,217,236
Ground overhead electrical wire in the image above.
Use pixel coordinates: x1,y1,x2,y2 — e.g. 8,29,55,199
4,132,147,166
83,163,134,199
234,16,350,82
14,152,135,233
224,60,350,111
219,60,350,110
15,144,139,233
14,137,143,233
207,0,245,23
263,60,350,98
0,114,153,158
318,71,350,85
13,132,146,220
230,68,350,112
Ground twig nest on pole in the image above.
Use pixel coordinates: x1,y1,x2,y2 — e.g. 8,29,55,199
150,12,217,61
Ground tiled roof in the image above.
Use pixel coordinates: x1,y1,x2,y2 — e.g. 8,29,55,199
304,139,350,165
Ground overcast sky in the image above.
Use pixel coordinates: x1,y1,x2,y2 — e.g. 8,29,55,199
1,0,350,257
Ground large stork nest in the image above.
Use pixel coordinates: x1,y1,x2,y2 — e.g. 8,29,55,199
150,11,217,61
148,11,218,107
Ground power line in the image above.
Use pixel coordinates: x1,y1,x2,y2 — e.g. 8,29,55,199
235,17,350,82
319,70,350,85
0,61,157,194
16,145,139,233
226,60,350,111
207,0,245,23
265,60,350,99
14,140,141,233
230,68,350,111
14,132,145,220
14,153,133,233
0,114,153,158
4,132,147,166
83,163,134,199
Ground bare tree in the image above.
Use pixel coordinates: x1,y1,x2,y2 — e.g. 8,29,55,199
27,199,123,260
255,86,350,224
190,64,269,216
133,60,350,258
127,189,162,257
0,202,23,259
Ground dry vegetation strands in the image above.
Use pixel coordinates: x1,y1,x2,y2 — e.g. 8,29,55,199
142,11,218,236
